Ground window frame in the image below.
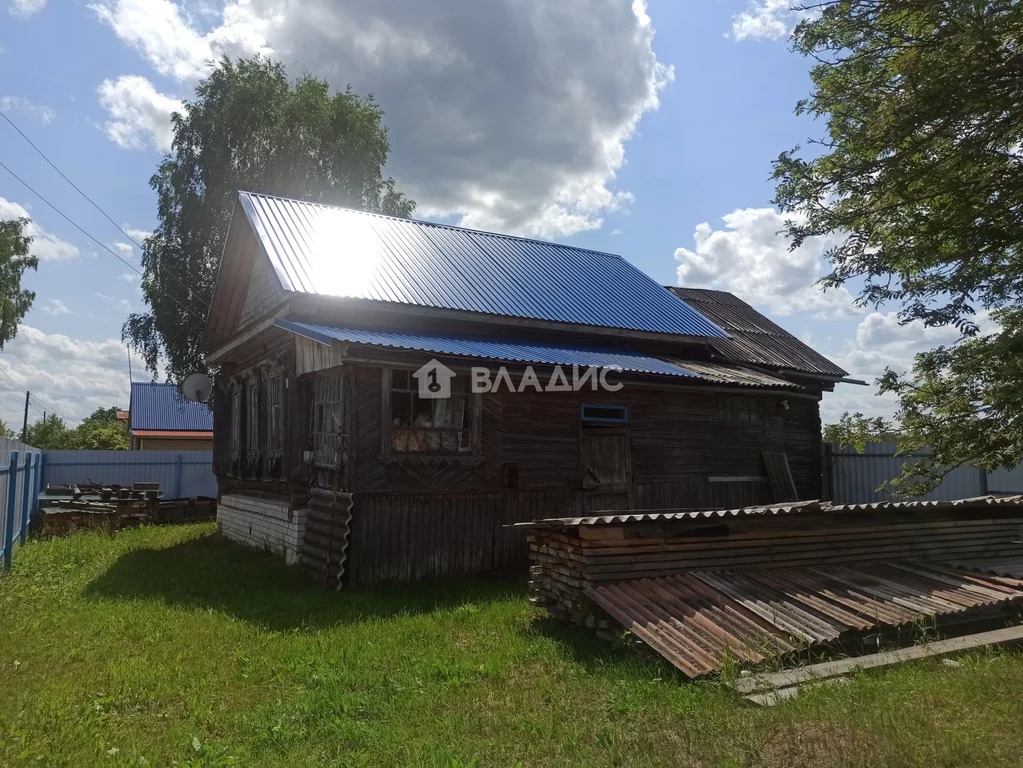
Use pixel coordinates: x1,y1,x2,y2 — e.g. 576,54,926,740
580,402,629,424
229,380,242,460
245,372,261,457
267,372,283,456
380,367,481,459
312,368,344,468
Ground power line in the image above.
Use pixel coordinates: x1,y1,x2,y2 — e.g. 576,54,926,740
0,111,216,318
0,110,146,250
0,366,71,424
0,158,212,329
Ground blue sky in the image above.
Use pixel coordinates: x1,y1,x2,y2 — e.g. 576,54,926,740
0,0,955,425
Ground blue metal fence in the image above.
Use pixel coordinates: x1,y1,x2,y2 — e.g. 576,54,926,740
40,450,216,499
827,442,1023,504
0,444,43,570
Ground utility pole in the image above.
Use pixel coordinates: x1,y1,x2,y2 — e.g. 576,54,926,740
20,391,29,443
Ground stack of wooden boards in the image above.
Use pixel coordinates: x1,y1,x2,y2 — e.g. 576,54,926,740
519,496,1023,675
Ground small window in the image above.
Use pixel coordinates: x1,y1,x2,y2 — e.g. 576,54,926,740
387,369,476,454
581,403,628,423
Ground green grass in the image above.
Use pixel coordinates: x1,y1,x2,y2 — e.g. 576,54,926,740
2,525,1023,767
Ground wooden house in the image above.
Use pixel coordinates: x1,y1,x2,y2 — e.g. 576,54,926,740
204,192,850,586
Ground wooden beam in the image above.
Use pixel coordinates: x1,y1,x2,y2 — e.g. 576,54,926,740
734,624,1023,698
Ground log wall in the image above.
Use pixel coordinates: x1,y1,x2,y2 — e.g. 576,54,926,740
352,363,823,501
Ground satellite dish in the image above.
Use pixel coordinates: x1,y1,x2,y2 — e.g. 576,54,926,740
181,372,213,404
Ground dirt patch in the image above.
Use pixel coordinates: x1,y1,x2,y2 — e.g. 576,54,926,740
754,722,883,768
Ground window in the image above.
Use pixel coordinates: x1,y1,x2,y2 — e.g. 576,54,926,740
268,374,283,454
312,369,343,467
387,369,475,454
581,403,628,424
229,384,242,459
246,375,261,456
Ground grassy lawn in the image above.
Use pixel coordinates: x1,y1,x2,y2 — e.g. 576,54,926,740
2,525,1023,767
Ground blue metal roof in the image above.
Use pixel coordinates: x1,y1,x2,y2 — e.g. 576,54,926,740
130,382,213,432
239,192,728,339
277,319,698,377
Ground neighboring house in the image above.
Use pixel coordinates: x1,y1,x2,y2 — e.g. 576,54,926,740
204,191,850,585
129,382,213,451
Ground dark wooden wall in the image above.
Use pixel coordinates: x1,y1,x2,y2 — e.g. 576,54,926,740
342,489,569,587
218,355,825,589
351,363,823,504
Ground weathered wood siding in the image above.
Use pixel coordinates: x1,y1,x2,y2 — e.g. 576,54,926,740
303,488,570,588
238,252,283,330
351,363,822,503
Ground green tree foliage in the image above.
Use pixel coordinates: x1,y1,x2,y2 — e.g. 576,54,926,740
822,412,899,449
23,408,130,450
25,414,71,449
0,217,38,349
0,419,15,440
774,1,1023,493
124,55,415,382
72,407,130,450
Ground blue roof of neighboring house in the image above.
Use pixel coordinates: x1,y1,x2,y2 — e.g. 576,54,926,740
238,191,728,339
129,382,213,432
274,319,798,388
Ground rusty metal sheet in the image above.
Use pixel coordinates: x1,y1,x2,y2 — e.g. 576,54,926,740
586,561,1023,678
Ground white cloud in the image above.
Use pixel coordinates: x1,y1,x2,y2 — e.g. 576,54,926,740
109,241,134,256
675,206,858,318
8,0,46,18
730,0,817,41
41,299,71,316
122,225,151,243
0,197,80,261
94,292,133,313
89,0,272,81
0,96,55,123
0,325,144,424
817,312,994,423
118,272,138,283
92,0,672,238
97,75,183,152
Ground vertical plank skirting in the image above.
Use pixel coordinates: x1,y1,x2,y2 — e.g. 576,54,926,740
297,489,569,589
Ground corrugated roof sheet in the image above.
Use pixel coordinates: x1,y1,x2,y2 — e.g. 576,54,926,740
668,287,848,377
275,318,801,387
515,495,1023,528
132,430,213,438
239,191,728,338
130,382,213,432
587,562,1023,677
944,557,1023,579
516,500,823,528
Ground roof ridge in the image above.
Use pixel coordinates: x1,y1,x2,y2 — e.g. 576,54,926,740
238,190,626,261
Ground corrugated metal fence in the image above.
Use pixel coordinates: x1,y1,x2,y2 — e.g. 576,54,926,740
0,437,43,570
1,444,216,571
41,451,216,499
827,442,1023,504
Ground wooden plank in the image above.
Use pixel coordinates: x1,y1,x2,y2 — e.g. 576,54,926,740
733,624,1023,696
762,451,799,503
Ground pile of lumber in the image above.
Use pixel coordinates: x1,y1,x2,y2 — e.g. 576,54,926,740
524,496,1023,626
